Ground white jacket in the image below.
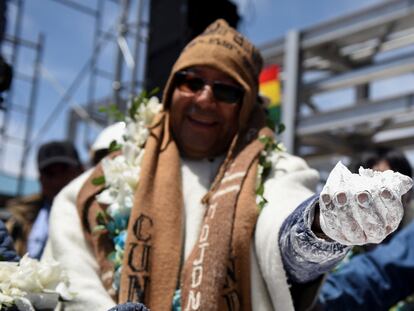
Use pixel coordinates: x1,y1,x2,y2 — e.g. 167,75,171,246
43,152,319,311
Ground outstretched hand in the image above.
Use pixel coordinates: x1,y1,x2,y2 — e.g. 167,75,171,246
318,162,413,245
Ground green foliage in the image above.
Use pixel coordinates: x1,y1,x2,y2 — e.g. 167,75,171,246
128,87,160,120
98,88,161,123
96,211,107,225
256,135,284,211
92,225,107,233
92,176,105,186
276,123,285,135
108,140,122,153
98,104,124,121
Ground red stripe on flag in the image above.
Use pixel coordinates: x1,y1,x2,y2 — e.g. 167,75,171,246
259,64,279,83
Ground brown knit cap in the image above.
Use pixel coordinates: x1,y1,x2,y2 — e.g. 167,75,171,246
162,19,263,130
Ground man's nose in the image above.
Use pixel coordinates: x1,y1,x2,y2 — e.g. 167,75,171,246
194,85,216,108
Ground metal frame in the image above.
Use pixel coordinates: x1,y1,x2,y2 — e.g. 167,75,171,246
0,0,45,195
258,0,414,169
0,0,150,195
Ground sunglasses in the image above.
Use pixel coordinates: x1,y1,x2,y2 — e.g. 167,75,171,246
174,71,244,104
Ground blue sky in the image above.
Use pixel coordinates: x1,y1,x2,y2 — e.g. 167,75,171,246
2,0,384,187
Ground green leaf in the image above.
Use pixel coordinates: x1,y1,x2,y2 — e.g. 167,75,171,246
266,117,276,130
92,225,106,233
99,104,125,121
256,183,264,196
148,87,160,97
96,211,108,226
262,166,271,180
258,200,266,211
107,251,116,261
277,123,286,135
258,136,271,145
92,176,106,186
98,106,109,113
108,140,122,152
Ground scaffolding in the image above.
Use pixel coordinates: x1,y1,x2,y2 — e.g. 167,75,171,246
0,0,44,195
4,0,414,194
258,0,414,172
64,0,150,148
0,0,149,195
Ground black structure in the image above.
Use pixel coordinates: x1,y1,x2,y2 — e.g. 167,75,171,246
146,0,240,93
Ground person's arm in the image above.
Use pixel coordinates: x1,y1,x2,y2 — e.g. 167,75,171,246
278,195,349,283
318,221,414,311
42,169,116,311
254,152,326,310
0,219,19,262
279,160,412,284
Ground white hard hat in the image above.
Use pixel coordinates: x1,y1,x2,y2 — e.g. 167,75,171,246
91,121,126,151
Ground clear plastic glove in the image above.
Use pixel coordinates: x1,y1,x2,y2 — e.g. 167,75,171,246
319,161,413,245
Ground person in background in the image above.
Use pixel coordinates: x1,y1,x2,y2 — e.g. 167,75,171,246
89,121,126,166
354,147,413,230
5,140,83,259
317,219,414,311
0,219,19,262
43,20,412,311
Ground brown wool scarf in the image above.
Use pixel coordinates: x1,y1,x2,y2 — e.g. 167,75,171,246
77,107,273,310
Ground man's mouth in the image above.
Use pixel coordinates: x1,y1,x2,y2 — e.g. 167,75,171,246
187,115,218,127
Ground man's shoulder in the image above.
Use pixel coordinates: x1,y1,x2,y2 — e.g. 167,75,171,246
5,193,43,222
6,193,43,209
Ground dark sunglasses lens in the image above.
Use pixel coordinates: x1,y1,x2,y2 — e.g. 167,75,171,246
175,72,204,93
213,83,244,104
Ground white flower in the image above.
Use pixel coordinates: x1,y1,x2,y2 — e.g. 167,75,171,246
101,156,140,190
107,184,134,218
126,121,149,146
122,141,143,166
135,96,162,126
276,142,286,152
96,188,116,205
0,291,15,305
0,255,74,307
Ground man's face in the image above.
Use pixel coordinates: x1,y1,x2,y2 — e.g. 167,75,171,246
39,163,82,202
170,66,242,159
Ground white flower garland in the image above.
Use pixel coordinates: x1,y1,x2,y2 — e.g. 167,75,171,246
256,135,286,210
95,96,162,290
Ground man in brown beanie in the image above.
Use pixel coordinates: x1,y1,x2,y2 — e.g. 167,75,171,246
43,20,412,311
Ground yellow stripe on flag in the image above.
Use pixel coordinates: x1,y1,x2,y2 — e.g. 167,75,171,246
259,80,280,106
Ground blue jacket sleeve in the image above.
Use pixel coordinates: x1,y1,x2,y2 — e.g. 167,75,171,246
319,221,414,311
279,194,349,283
0,219,20,262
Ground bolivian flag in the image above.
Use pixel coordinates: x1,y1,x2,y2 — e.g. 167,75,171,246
259,65,281,126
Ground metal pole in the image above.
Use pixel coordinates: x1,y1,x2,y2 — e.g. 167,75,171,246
130,0,144,97
113,0,130,113
87,0,102,109
0,0,24,167
17,34,44,195
281,30,301,154
83,0,103,149
139,0,150,92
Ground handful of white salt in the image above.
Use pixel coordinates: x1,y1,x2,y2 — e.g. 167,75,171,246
319,161,413,245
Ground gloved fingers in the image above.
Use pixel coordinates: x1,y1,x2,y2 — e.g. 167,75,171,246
318,161,413,246
353,190,386,244
319,191,365,245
